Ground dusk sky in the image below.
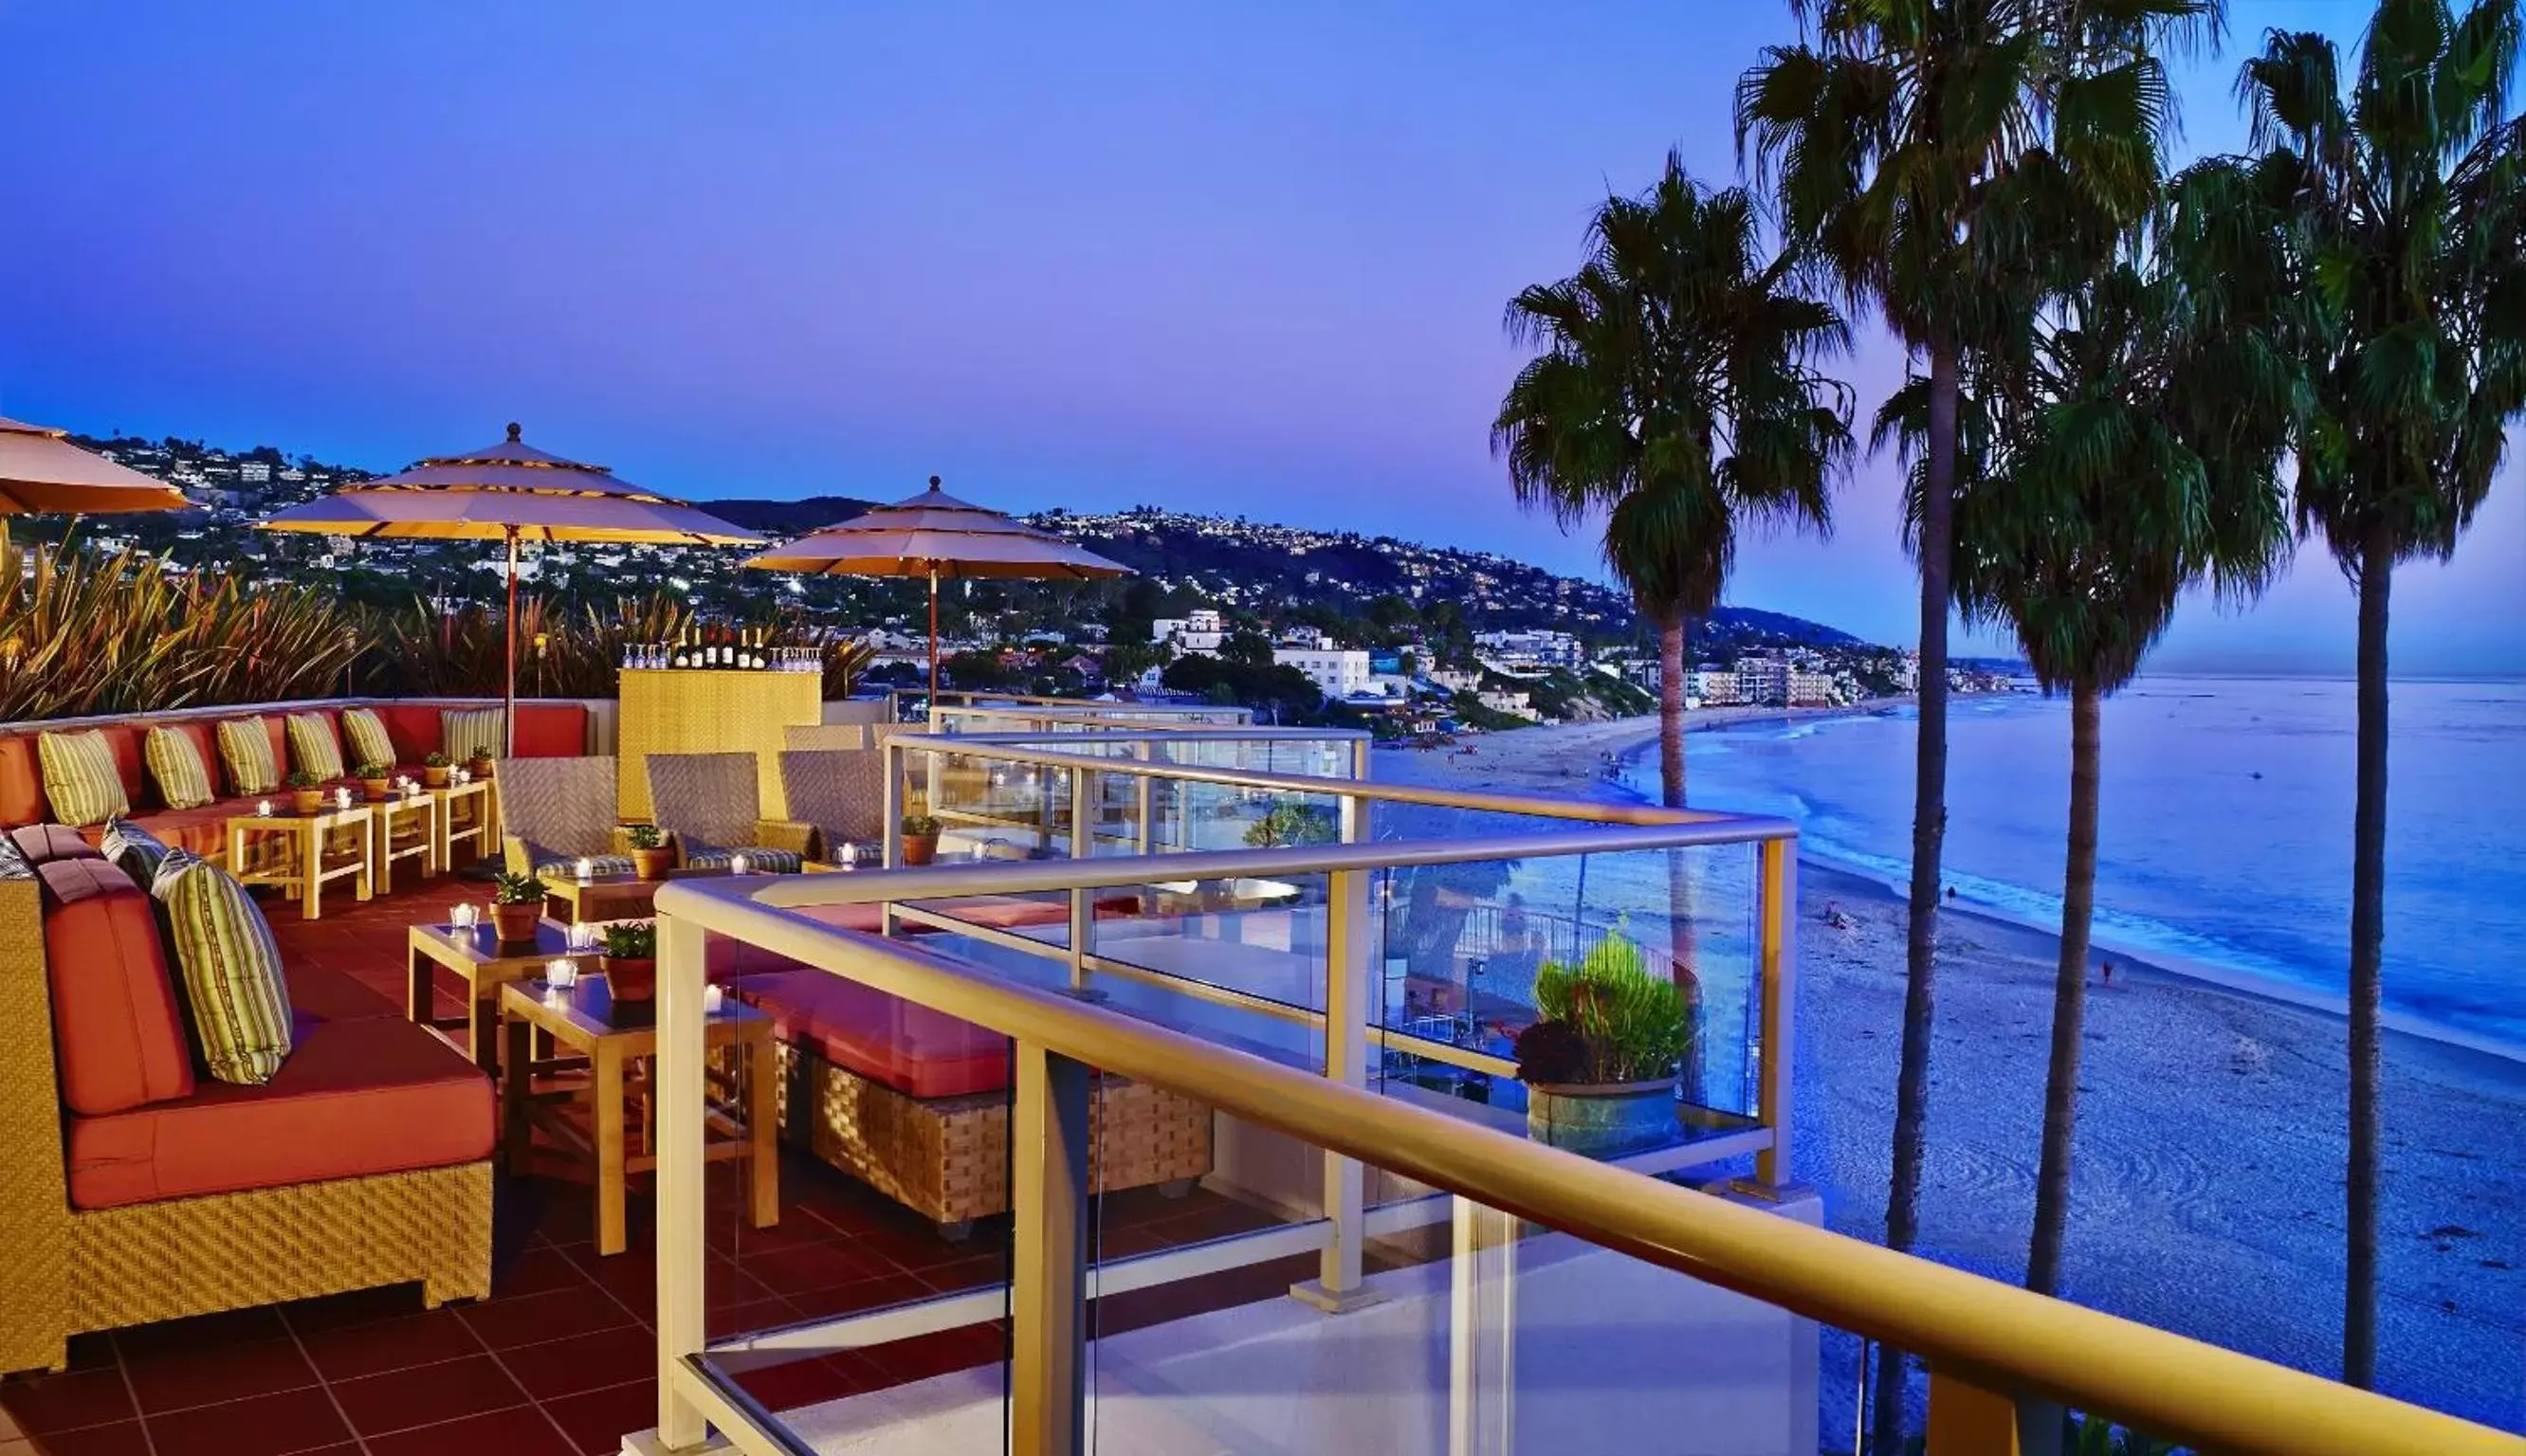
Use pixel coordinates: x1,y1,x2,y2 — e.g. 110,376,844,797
3,0,2517,675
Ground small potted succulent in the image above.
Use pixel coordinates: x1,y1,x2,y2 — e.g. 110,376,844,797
421,751,452,788
899,812,942,866
627,824,672,882
1512,932,1692,1158
467,745,496,779
356,760,394,800
601,919,658,1003
489,870,546,945
284,769,325,815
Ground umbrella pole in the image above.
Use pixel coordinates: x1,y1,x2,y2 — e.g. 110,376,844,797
503,525,521,757
926,565,940,710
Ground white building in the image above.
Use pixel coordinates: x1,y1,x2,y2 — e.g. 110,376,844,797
1735,657,1790,707
1478,687,1540,720
1152,609,1227,656
1473,628,1584,669
1428,667,1483,694
1787,668,1840,706
1274,647,1372,700
1691,668,1740,706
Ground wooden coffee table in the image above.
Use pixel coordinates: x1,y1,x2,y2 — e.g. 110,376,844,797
228,807,373,920
500,975,778,1256
369,792,439,888
543,872,673,925
407,918,602,1073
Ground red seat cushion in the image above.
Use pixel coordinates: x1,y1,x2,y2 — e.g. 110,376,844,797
734,968,1010,1100
65,1013,493,1210
373,704,446,765
511,703,587,758
15,824,104,864
37,857,195,1115
123,801,246,861
0,737,41,828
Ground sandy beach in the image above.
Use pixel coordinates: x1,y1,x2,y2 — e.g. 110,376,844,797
1382,713,2526,1433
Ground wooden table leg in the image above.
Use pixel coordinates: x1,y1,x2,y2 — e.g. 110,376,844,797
407,946,434,1028
503,1015,533,1173
468,980,499,1075
595,1041,627,1256
747,1032,779,1229
355,828,374,902
303,827,322,920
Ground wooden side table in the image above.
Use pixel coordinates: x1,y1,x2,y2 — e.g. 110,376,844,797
432,780,496,868
407,919,601,1073
542,873,664,925
370,793,439,889
227,807,373,920
500,975,778,1256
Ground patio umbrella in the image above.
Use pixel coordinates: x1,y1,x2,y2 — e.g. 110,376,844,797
741,476,1128,704
258,424,760,753
0,416,193,546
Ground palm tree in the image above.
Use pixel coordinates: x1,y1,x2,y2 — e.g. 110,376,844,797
1493,157,1854,811
2232,0,2526,1387
1736,4,2215,1445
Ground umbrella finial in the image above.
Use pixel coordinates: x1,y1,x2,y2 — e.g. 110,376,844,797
505,422,522,443
927,475,942,491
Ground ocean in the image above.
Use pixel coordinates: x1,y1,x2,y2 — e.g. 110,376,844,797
1617,675,2526,1056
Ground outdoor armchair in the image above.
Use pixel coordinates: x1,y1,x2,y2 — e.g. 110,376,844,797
645,752,813,873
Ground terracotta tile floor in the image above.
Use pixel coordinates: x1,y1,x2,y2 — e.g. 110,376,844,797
0,867,1288,1456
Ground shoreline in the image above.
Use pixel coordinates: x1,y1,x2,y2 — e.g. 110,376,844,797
1379,711,2526,1429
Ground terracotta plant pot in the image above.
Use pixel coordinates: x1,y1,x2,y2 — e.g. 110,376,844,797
360,777,391,801
603,956,657,1003
468,755,495,779
631,846,672,882
490,901,542,946
901,833,938,867
290,790,324,815
423,766,451,788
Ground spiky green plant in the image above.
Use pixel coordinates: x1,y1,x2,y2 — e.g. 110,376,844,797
1527,933,1690,1084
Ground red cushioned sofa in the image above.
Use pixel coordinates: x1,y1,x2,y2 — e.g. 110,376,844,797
0,826,494,1375
0,698,589,862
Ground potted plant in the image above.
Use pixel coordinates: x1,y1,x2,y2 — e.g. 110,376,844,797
900,812,942,866
627,824,672,882
356,760,394,800
489,871,545,945
284,770,325,815
421,751,452,788
601,919,658,1003
1512,932,1691,1158
467,746,496,779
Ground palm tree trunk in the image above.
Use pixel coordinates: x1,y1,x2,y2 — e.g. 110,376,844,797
1657,611,1687,807
2344,520,2391,1389
2026,678,2101,1298
1874,335,1957,1456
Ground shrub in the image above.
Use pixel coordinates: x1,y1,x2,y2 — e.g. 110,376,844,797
491,871,545,905
423,751,450,768
626,824,665,850
355,759,392,779
602,920,657,959
1520,933,1688,1085
902,813,942,837
284,770,320,790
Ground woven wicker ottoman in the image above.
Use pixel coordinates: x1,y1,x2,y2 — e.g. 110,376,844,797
764,1034,1214,1239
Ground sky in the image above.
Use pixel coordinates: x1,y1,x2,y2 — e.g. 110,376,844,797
1,0,2517,675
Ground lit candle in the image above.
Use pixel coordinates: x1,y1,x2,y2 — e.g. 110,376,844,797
544,958,576,988
449,902,477,929
567,921,595,952
256,798,273,817
574,857,594,883
839,843,858,870
335,786,353,810
702,985,724,1015
729,854,750,876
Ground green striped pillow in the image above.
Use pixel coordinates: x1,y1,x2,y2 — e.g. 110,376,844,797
441,707,504,762
144,725,217,810
150,850,293,1084
37,730,131,828
216,718,279,795
340,708,396,772
285,712,345,781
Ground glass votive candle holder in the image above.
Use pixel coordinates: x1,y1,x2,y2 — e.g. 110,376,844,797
335,787,353,810
574,857,594,883
702,985,724,1015
839,844,858,870
255,799,273,817
566,921,596,952
544,959,577,990
449,902,478,930
729,855,751,876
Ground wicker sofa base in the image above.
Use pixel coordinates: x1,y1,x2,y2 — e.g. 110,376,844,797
4,1160,493,1375
769,1040,1213,1232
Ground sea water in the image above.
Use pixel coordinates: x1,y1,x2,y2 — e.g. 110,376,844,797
1622,675,2526,1056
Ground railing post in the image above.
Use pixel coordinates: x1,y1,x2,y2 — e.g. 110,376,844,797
1751,835,1797,1191
1131,741,1153,854
1291,866,1384,1314
881,738,904,870
1010,1042,1090,1456
1446,1197,1516,1456
1927,1369,2044,1456
653,911,710,1451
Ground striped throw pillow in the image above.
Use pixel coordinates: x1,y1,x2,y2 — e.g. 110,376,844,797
102,816,174,885
151,849,293,1084
37,730,131,828
340,707,396,773
285,712,345,781
216,718,279,795
143,725,217,810
441,707,504,762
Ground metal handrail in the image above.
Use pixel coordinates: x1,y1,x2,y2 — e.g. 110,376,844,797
654,871,2511,1456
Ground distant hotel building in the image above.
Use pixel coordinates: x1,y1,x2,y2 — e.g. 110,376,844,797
1273,648,1372,700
